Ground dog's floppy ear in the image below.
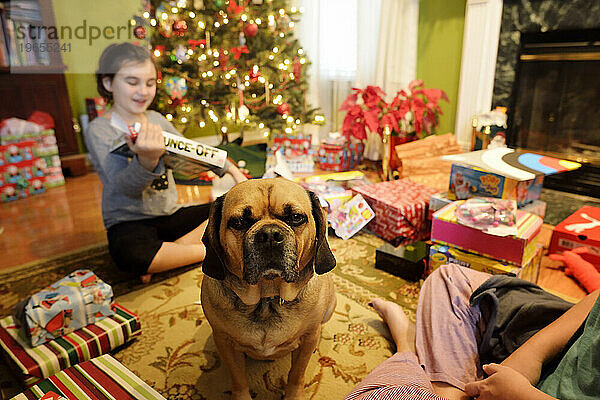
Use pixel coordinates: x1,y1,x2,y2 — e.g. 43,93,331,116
202,195,226,280
308,190,336,274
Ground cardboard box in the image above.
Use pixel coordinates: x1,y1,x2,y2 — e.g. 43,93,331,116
428,242,542,283
431,201,542,266
428,192,454,220
376,241,429,281
549,206,600,266
448,163,543,206
352,179,439,246
10,354,166,400
0,303,140,387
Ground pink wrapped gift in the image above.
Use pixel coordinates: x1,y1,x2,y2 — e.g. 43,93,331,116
352,179,439,246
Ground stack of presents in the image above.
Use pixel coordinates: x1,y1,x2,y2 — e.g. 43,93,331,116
291,130,595,288
266,132,364,174
0,270,167,400
0,115,66,203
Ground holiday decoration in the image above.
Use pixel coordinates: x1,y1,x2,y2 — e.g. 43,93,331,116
164,76,188,99
146,0,319,135
172,19,188,36
277,102,290,115
244,22,259,37
133,26,146,39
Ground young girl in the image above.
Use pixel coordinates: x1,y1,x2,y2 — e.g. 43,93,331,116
85,42,247,283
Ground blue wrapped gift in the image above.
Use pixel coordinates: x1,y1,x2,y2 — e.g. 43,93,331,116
14,269,114,347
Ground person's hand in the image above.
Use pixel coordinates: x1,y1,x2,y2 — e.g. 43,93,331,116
464,364,553,400
126,120,165,171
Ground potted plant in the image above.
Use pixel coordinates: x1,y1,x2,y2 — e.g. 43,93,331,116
339,80,449,163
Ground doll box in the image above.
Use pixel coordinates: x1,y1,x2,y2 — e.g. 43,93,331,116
10,354,166,400
431,201,543,266
0,303,140,388
352,179,439,246
549,206,600,266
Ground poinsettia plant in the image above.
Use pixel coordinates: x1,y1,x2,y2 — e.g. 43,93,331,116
339,80,449,141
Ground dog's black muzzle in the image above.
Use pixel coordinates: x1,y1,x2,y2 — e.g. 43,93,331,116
243,223,298,285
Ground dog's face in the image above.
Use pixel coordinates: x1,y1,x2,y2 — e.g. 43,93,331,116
201,178,335,303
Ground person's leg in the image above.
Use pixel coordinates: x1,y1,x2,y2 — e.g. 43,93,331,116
415,264,491,396
369,298,415,353
144,204,213,281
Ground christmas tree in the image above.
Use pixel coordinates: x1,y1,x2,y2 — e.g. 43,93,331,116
139,0,323,141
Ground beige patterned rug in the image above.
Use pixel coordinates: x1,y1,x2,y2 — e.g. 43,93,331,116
1,233,421,399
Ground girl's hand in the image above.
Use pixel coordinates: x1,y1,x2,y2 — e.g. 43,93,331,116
464,364,555,400
126,119,165,171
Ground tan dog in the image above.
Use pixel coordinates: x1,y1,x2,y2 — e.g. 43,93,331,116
201,178,336,400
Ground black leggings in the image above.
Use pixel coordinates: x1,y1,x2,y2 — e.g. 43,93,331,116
106,204,212,275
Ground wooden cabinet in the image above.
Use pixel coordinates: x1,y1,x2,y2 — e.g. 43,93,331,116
0,0,83,172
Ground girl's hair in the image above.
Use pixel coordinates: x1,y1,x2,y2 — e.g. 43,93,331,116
96,42,157,102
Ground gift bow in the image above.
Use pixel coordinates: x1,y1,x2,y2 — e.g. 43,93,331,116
230,45,249,60
227,0,245,14
187,39,206,49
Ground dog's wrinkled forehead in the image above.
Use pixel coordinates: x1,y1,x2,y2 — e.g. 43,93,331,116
222,178,312,219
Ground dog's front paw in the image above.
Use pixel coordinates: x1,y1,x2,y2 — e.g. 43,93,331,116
283,384,305,400
230,390,253,400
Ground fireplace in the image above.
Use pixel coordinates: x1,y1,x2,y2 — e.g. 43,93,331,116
491,1,600,198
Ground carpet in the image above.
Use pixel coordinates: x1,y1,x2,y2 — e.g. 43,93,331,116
0,232,420,399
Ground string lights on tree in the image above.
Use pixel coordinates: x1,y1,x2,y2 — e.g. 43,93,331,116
139,0,324,140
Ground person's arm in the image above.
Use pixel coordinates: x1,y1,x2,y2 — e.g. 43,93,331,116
501,289,599,385
463,289,599,400
84,118,167,197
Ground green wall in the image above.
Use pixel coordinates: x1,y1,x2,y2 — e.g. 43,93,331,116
417,0,466,135
51,1,143,121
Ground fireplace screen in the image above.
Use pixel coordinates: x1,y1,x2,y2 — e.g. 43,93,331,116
509,30,600,165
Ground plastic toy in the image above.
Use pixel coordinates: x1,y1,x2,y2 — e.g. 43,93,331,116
549,247,600,293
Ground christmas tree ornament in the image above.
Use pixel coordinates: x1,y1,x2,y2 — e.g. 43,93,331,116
134,26,146,39
193,0,204,9
187,39,206,49
293,56,301,83
243,22,258,37
230,45,249,60
173,19,188,36
218,48,228,71
248,66,261,82
227,0,244,14
177,0,187,7
238,31,246,46
277,102,290,115
174,44,187,62
164,76,188,99
215,0,224,8
238,104,250,120
252,0,264,4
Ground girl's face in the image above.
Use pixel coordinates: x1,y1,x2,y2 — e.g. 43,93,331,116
103,58,157,119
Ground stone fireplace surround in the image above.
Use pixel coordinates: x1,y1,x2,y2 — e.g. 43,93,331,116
455,0,600,148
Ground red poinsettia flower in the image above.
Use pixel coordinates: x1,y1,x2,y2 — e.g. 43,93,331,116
362,86,386,109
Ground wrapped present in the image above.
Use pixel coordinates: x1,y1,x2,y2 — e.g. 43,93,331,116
352,179,439,246
0,141,38,164
431,201,542,266
549,206,600,266
0,303,140,387
448,163,543,206
14,270,114,347
10,354,166,400
316,136,364,172
428,242,543,283
271,132,311,154
265,147,315,173
376,241,429,281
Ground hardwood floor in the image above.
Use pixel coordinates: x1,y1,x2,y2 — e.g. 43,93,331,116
0,172,587,300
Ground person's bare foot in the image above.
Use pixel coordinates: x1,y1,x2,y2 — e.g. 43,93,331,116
369,298,416,353
140,273,153,284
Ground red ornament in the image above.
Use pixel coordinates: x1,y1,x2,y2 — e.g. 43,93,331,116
248,69,261,82
134,26,146,39
243,23,258,37
173,20,188,36
276,103,290,115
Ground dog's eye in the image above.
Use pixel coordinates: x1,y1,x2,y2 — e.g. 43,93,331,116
285,213,307,227
227,217,254,231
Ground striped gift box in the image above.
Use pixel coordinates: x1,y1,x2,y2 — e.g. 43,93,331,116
10,354,166,400
0,303,140,387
